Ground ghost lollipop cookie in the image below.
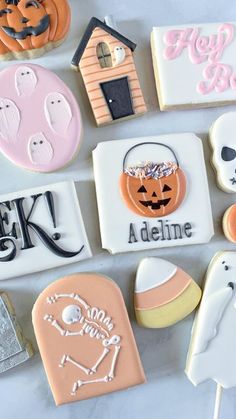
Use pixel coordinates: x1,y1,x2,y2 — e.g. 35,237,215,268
32,273,145,405
0,63,82,172
134,258,201,328
186,252,236,419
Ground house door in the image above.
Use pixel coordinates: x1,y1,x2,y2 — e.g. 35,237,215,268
100,77,134,120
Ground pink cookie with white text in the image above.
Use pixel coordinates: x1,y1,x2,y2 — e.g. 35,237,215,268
0,63,82,172
151,22,236,110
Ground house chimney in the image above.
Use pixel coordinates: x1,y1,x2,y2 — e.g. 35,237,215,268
104,15,118,31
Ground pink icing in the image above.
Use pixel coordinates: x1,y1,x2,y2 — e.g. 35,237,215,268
164,23,234,64
0,64,82,173
197,63,236,94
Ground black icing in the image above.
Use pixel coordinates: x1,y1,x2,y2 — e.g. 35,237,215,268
0,237,16,262
230,177,236,185
228,282,234,289
44,191,56,228
0,8,12,17
25,0,40,8
5,0,19,5
1,14,50,40
221,146,236,161
139,198,171,210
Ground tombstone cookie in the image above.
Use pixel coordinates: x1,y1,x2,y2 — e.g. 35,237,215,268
0,181,91,280
32,273,145,405
151,22,236,111
0,0,70,60
134,258,202,328
0,291,33,373
0,63,82,172
93,134,214,254
71,17,146,126
210,112,236,192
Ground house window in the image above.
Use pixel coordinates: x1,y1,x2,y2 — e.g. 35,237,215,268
97,42,112,68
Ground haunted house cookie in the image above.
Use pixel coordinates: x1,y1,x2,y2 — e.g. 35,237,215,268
0,291,34,373
151,22,236,110
134,258,202,328
0,181,91,280
0,63,82,172
32,273,146,405
210,112,236,192
93,134,214,254
71,17,146,126
0,0,70,60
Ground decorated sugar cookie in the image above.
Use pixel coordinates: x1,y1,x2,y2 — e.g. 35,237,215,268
186,252,236,417
151,22,236,111
0,181,91,280
210,112,236,192
0,0,70,60
120,142,186,217
222,204,236,242
134,258,202,328
93,134,214,254
32,273,146,405
71,17,146,126
0,63,82,172
0,291,34,373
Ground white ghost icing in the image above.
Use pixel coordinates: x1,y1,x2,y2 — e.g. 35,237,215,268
186,252,236,388
0,98,20,142
15,66,37,97
210,112,236,193
114,46,126,66
28,132,53,165
44,92,72,136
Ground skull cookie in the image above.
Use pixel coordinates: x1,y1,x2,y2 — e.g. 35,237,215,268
32,273,145,405
210,112,236,192
120,142,186,217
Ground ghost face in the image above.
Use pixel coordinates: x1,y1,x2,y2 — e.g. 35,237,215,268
62,305,82,325
28,132,53,165
15,66,37,96
44,92,72,136
114,46,126,66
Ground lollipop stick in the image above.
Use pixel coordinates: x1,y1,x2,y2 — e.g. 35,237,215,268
213,384,223,419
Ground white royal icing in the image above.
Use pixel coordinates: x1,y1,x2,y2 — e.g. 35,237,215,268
152,22,236,110
135,257,177,292
186,251,236,388
210,112,236,192
92,134,214,254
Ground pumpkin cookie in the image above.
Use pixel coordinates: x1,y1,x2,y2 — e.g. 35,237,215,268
0,0,70,60
93,134,214,254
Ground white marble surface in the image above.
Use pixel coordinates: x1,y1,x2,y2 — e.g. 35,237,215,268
1,1,236,418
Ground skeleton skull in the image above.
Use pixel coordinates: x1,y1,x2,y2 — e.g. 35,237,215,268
62,305,81,325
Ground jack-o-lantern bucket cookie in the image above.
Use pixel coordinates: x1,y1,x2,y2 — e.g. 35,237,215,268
120,142,187,217
0,0,70,60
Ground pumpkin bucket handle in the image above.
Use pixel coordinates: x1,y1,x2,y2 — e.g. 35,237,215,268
122,142,180,172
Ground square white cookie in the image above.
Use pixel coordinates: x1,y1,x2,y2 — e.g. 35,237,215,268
151,22,236,110
93,134,214,254
0,181,91,279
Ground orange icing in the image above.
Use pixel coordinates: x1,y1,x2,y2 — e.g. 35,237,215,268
32,273,145,405
225,203,236,242
134,268,192,310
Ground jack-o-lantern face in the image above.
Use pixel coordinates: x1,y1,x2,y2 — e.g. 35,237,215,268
0,0,70,58
120,165,186,218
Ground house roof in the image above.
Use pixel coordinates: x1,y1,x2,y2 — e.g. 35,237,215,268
71,17,137,67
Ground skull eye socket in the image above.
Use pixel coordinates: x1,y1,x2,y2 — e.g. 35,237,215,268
162,184,172,192
137,185,147,193
221,146,236,161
